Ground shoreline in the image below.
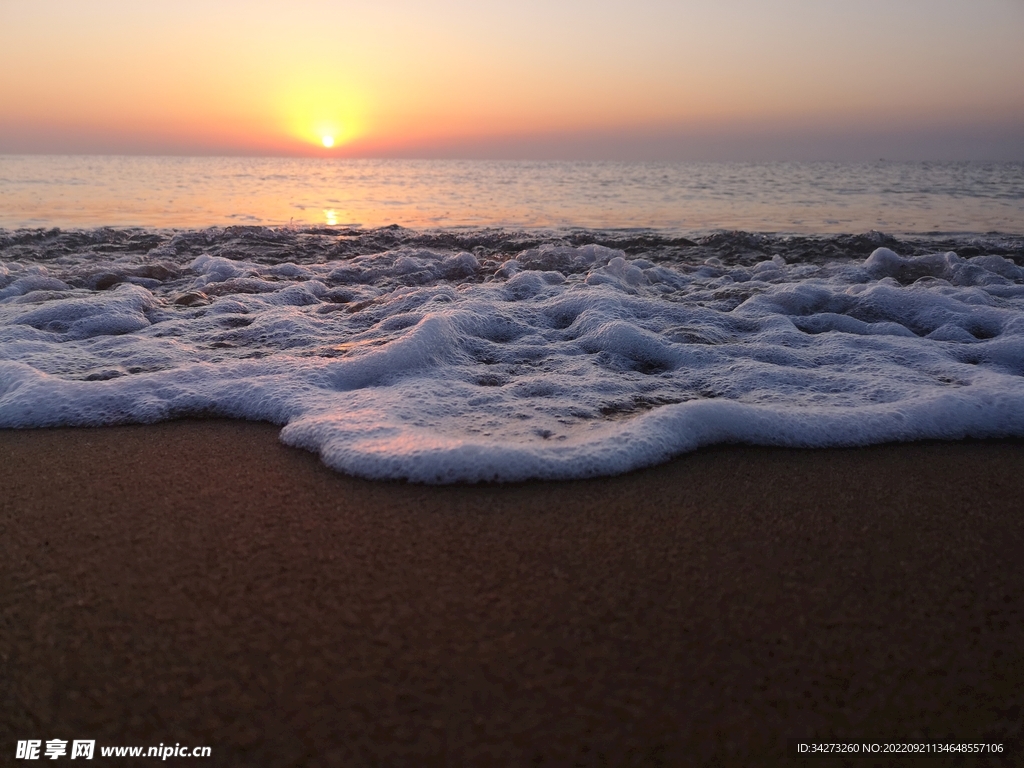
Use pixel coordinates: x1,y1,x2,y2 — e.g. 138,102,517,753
2,420,1023,765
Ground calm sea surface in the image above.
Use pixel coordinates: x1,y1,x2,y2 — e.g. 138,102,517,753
1,156,1021,234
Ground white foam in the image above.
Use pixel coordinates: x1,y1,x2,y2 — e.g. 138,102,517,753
2,243,1024,482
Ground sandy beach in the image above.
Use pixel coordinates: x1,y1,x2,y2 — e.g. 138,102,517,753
2,420,1022,765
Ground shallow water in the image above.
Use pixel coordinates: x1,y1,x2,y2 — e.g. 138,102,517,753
3,226,1023,482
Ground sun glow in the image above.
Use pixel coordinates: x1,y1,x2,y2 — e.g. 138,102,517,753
274,78,368,153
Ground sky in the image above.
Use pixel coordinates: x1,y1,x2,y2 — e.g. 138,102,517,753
1,0,1022,161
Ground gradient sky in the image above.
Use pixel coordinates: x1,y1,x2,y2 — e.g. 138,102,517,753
2,0,1022,160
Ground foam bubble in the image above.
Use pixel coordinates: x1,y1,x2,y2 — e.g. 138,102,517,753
2,233,1024,482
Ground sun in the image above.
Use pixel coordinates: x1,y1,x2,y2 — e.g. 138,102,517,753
321,135,335,148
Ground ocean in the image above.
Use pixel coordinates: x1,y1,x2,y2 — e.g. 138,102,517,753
1,156,1023,482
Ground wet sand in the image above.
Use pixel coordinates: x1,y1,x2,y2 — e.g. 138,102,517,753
2,421,1022,766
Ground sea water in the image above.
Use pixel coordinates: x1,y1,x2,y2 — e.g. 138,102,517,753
3,156,1023,234
1,157,1023,482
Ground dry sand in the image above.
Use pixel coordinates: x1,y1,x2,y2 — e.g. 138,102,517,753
2,420,1022,766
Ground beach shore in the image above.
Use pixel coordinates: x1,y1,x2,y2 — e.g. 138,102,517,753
2,420,1022,765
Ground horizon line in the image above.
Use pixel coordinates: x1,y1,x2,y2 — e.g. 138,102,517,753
3,152,1023,164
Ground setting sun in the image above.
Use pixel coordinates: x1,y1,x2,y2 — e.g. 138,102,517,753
271,77,367,154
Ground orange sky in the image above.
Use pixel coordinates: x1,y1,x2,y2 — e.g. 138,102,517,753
2,0,1023,159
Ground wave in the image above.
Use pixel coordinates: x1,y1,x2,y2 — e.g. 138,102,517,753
2,226,1023,482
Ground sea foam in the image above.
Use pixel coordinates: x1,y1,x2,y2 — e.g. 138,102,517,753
2,229,1023,482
